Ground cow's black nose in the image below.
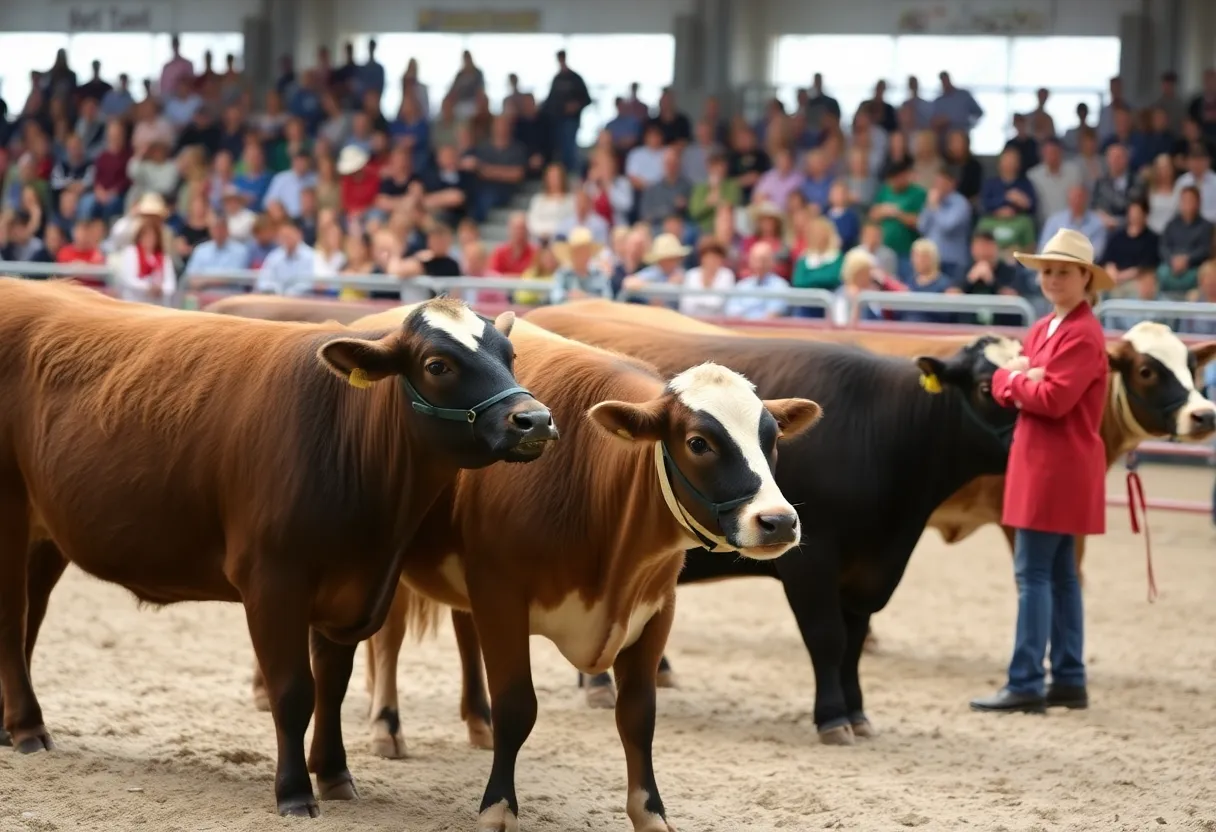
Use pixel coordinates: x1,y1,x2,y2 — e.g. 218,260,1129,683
756,512,799,543
1191,409,1216,431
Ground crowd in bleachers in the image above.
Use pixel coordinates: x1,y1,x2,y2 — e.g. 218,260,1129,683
2,38,1216,323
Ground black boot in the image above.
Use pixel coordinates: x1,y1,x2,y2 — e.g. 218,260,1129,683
969,688,1046,713
1046,684,1088,709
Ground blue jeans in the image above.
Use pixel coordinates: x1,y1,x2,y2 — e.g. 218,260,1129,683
474,181,515,224
1007,529,1086,695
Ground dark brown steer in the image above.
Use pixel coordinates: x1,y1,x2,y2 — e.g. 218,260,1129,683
245,307,821,831
0,279,557,817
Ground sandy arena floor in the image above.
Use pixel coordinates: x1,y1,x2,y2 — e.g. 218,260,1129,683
2,463,1215,832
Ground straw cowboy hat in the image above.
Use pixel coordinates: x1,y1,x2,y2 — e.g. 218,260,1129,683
1013,228,1114,292
337,145,370,176
553,226,603,265
134,192,169,217
645,232,691,264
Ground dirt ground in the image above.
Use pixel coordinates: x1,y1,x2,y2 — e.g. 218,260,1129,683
2,463,1215,832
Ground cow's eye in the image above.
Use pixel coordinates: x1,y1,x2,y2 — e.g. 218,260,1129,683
425,360,449,376
979,382,992,396
687,436,710,455
1138,365,1154,380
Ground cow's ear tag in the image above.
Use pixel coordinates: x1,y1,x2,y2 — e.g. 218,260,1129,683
349,368,374,389
919,373,942,394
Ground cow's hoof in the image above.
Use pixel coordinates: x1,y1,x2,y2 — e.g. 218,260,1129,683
0,726,10,747
585,683,616,709
850,717,877,739
277,795,320,818
369,722,406,759
14,728,54,753
467,717,494,750
655,669,678,689
317,771,358,801
633,816,676,832
818,724,855,746
477,799,518,832
252,687,271,713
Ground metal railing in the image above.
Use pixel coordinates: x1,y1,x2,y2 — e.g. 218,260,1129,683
10,262,1216,339
852,290,1037,324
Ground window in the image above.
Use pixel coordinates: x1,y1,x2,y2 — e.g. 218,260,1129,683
0,32,243,114
771,33,1120,155
348,32,674,147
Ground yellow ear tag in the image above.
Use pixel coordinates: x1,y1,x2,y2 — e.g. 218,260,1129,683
348,368,373,389
616,429,634,440
920,373,942,394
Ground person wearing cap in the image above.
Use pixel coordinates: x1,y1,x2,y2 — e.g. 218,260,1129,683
970,228,1113,715
550,226,611,304
337,144,380,219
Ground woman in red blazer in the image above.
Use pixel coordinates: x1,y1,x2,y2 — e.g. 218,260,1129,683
970,228,1113,714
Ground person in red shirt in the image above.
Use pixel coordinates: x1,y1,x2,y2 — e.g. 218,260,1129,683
56,217,108,288
93,121,132,221
481,211,536,304
337,145,381,221
970,229,1113,715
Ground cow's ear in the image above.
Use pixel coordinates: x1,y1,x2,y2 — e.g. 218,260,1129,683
1108,339,1137,373
317,335,400,388
587,399,666,442
1190,341,1216,370
763,398,823,439
915,356,949,394
493,310,516,338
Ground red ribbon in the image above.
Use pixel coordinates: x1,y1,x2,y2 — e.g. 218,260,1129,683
1125,470,1159,603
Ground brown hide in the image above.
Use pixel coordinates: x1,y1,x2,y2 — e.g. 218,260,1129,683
203,293,387,325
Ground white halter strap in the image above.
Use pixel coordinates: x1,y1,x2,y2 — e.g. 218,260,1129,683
652,441,737,553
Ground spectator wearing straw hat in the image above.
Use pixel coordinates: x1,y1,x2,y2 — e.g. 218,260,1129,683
970,227,1113,715
679,237,737,317
550,226,611,303
622,232,689,307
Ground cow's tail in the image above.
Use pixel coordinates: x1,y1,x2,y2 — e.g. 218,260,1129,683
363,579,445,697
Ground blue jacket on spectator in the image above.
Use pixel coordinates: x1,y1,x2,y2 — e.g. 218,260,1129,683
917,191,972,274
981,175,1037,218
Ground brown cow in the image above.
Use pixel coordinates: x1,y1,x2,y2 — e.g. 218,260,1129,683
0,278,558,817
524,300,1216,703
245,306,822,831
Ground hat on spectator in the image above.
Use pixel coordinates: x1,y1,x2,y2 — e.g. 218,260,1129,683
748,201,785,233
1012,228,1114,291
646,232,691,264
337,145,370,175
553,226,602,264
134,192,169,217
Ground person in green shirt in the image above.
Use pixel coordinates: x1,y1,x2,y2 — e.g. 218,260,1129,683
689,152,742,235
869,157,926,282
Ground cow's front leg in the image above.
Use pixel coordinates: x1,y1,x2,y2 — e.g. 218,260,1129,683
614,596,677,832
307,629,360,800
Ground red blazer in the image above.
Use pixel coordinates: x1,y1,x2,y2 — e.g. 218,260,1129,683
991,302,1109,535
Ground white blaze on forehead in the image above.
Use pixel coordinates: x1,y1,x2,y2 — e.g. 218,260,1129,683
982,337,1023,369
420,304,486,353
666,362,793,522
1123,322,1196,391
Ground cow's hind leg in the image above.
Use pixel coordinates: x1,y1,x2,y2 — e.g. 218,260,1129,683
251,657,270,712
577,670,617,709
307,630,360,801
365,582,408,759
0,490,53,754
655,655,677,689
615,597,677,832
471,596,534,832
243,588,319,817
840,609,876,738
452,609,493,750
0,540,68,748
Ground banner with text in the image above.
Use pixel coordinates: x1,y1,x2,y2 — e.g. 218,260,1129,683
60,3,172,33
893,0,1055,35
416,8,542,33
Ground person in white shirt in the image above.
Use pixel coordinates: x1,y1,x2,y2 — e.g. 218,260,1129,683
311,221,347,277
1172,144,1216,224
725,241,789,320
679,237,736,317
256,219,317,297
118,219,176,304
624,124,667,190
1027,139,1084,226
526,162,577,241
221,187,257,241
